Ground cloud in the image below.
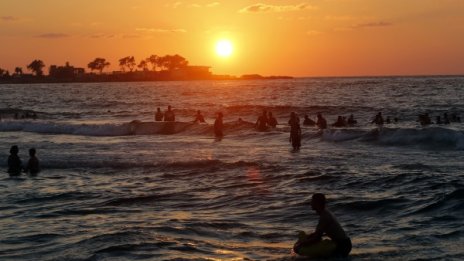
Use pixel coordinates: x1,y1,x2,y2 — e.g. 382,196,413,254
352,21,392,28
335,21,393,31
190,2,220,8
166,2,182,8
36,33,69,38
206,2,220,8
239,3,315,13
1,16,19,22
136,28,187,33
306,30,322,36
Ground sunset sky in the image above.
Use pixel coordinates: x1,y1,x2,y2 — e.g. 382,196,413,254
1,0,463,77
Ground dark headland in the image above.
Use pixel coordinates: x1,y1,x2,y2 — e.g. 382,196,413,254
0,55,292,84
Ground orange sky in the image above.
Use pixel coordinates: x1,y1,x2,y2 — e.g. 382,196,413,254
1,0,464,77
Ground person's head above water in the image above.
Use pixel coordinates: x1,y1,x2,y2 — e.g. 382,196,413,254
157,107,161,112
197,110,201,114
10,145,19,155
29,148,36,157
168,105,172,111
217,112,223,118
310,193,326,211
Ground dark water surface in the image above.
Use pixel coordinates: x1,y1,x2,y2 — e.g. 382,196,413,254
1,77,464,260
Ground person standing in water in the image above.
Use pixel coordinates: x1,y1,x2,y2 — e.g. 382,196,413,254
294,193,352,258
7,145,23,176
316,113,327,130
155,107,164,121
288,112,301,150
25,148,40,175
255,110,269,131
164,105,175,122
268,111,278,128
214,112,224,139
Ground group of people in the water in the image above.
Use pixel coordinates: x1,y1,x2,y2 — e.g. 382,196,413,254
153,106,462,151
0,112,38,121
7,145,40,176
417,112,461,126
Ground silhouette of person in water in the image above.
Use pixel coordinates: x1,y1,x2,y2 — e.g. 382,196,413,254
332,116,347,127
7,145,23,176
386,116,391,124
372,112,384,125
268,111,278,128
25,148,40,175
193,110,206,123
288,112,301,150
418,113,432,126
256,110,269,131
347,114,357,126
443,113,450,124
435,116,442,125
293,193,352,258
214,112,224,138
164,105,175,122
316,113,327,130
303,114,316,126
155,107,163,121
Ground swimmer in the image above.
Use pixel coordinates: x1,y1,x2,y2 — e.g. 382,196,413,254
268,111,278,128
25,148,40,175
164,105,175,122
193,110,206,123
255,110,269,131
155,107,163,121
347,114,357,126
7,145,23,176
371,112,384,125
303,115,316,126
316,113,327,130
331,116,347,127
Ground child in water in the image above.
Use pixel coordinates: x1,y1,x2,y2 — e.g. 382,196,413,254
7,145,23,176
25,148,40,174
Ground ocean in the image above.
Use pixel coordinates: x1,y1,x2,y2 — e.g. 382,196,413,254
1,77,463,260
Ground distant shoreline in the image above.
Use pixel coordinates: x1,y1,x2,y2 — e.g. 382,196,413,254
2,73,463,85
0,73,293,85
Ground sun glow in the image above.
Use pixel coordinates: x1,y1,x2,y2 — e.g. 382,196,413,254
215,39,233,58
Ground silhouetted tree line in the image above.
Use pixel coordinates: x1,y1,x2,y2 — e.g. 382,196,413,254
0,54,195,83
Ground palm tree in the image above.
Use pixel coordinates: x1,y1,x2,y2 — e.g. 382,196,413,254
27,60,45,76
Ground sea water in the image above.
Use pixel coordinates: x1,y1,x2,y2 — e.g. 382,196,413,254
0,77,463,260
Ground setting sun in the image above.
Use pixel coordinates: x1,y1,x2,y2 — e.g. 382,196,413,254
215,40,233,58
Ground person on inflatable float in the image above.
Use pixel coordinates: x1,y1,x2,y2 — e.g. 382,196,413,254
293,193,352,258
